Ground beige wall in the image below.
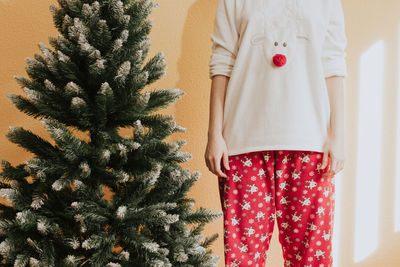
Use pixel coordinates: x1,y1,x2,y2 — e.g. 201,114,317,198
1,0,400,266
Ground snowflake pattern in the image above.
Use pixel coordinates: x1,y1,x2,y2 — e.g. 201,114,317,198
218,150,335,266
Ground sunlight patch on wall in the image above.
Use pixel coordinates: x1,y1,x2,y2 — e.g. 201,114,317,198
395,24,400,233
353,40,384,263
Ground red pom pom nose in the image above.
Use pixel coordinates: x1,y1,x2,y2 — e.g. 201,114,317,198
272,54,287,67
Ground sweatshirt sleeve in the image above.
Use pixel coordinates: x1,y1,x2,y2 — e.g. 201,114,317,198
208,0,240,79
321,0,348,78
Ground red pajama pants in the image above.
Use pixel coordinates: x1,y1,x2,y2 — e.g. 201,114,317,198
218,150,335,267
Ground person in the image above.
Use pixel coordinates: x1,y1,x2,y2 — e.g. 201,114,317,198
205,0,347,266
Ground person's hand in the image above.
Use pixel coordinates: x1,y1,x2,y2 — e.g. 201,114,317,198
205,133,230,178
321,130,345,178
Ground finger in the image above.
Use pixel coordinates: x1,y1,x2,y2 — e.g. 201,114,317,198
331,155,344,174
324,156,339,178
205,156,212,171
217,170,228,178
322,154,332,177
331,157,339,175
214,159,228,178
223,152,230,171
336,160,344,173
339,160,345,172
327,155,334,173
323,169,335,178
323,158,333,177
326,166,336,178
321,150,329,169
205,157,210,170
208,157,215,173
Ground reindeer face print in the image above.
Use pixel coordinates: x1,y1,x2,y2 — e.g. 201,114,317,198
251,21,304,70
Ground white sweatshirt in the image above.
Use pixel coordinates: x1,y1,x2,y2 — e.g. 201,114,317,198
208,0,348,156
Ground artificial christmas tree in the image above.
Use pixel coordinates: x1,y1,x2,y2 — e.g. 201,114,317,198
0,0,222,266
